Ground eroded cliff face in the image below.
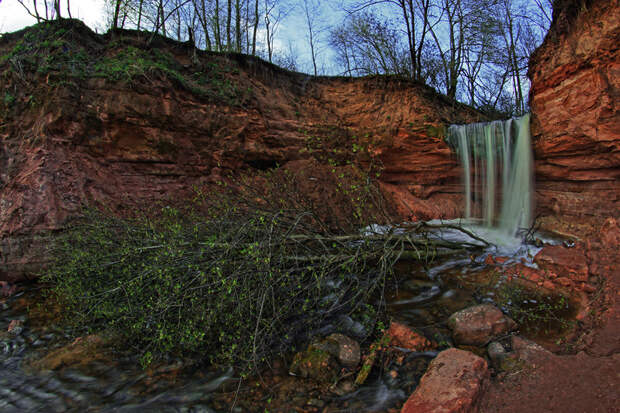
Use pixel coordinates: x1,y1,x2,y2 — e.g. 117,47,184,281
0,20,480,280
529,0,620,225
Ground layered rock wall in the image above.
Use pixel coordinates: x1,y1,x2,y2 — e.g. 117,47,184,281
529,0,620,222
0,20,480,280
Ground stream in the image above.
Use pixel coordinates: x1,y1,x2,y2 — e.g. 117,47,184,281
0,226,570,412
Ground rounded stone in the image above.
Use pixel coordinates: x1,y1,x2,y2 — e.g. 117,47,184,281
448,304,516,346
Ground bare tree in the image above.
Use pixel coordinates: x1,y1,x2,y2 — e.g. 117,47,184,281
330,12,408,76
273,40,299,71
17,0,67,21
235,0,242,51
193,0,214,49
263,0,292,62
251,0,259,54
226,0,232,49
111,0,123,29
300,0,323,76
530,0,553,30
16,0,45,21
344,0,433,81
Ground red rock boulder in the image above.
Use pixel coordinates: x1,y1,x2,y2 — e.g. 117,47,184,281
448,304,516,347
387,320,435,352
401,348,489,413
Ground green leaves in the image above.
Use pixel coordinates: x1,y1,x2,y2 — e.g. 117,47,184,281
44,187,394,372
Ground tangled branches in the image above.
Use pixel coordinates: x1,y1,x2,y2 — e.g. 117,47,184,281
44,168,483,371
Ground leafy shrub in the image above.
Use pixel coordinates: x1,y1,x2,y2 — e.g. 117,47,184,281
44,171,402,372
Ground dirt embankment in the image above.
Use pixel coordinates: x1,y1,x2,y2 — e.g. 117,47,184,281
0,19,481,281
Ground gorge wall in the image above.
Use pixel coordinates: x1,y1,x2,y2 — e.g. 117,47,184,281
2,0,618,283
529,0,620,225
0,20,480,281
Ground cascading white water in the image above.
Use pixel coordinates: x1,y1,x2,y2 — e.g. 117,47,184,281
446,114,533,237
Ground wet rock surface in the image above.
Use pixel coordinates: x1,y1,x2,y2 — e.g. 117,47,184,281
1,281,19,297
401,348,489,413
288,334,362,383
1,246,518,413
448,304,516,347
319,333,361,369
0,291,235,413
486,336,551,372
534,245,589,283
29,335,107,371
1,229,615,413
289,343,340,383
387,321,436,352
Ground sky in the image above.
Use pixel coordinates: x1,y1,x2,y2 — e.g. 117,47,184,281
0,0,106,34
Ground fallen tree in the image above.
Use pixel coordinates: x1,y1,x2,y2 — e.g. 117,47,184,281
44,168,484,371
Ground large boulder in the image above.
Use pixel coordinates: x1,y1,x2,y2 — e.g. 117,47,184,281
313,333,360,369
289,344,340,384
448,304,516,347
289,334,361,383
401,348,488,413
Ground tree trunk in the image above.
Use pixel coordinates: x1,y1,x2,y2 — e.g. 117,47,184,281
227,0,232,50
215,0,222,50
235,0,241,52
54,0,61,19
113,0,121,29
265,13,272,61
137,0,144,30
32,0,42,22
194,0,213,50
303,0,318,76
176,9,182,40
159,0,167,36
399,0,415,77
251,0,259,55
416,0,431,81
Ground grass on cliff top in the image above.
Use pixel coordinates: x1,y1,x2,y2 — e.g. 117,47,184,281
43,168,404,372
0,19,248,106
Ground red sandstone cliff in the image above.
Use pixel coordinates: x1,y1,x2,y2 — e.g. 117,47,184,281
529,0,620,223
0,20,480,281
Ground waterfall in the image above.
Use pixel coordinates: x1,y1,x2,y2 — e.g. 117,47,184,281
446,114,533,237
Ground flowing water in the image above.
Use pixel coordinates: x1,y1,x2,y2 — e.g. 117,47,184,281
0,228,566,413
0,291,233,412
446,114,533,236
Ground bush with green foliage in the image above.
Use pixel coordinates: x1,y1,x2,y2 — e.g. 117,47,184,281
44,170,407,371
